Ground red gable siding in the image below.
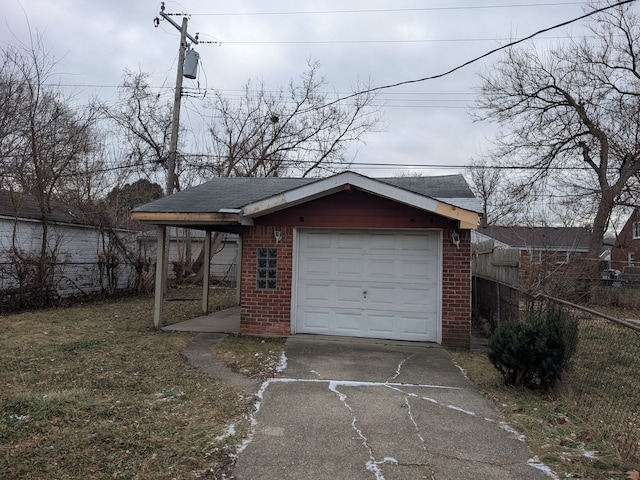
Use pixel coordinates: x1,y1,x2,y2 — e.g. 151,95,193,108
253,189,455,229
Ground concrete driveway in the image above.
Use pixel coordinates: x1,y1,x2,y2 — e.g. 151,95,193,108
232,336,554,480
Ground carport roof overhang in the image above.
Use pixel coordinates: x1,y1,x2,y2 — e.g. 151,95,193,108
130,211,245,232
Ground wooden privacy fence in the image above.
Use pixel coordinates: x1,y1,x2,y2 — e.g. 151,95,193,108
472,239,520,285
472,239,521,330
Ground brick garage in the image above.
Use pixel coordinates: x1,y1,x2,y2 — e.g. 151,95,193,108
133,172,480,348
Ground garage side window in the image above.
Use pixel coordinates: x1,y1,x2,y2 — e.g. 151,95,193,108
257,248,277,290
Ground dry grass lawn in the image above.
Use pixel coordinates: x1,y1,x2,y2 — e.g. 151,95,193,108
0,287,252,480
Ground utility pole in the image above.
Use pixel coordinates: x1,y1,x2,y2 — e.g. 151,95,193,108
153,3,201,303
155,2,199,196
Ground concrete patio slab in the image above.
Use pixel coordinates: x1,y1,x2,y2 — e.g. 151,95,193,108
162,305,240,333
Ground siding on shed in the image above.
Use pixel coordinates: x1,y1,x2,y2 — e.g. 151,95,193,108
0,216,137,296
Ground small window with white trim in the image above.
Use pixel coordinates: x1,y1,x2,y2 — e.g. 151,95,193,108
629,252,635,267
633,221,640,239
257,248,277,290
556,250,569,264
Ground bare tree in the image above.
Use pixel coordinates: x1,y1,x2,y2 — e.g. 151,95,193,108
199,60,382,178
97,70,175,191
0,36,99,301
0,48,27,182
465,158,525,225
474,3,640,266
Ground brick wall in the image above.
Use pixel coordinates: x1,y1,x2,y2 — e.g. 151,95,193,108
239,225,293,336
441,228,471,349
519,250,591,290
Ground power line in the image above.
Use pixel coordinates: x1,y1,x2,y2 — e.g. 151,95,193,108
180,3,593,17
312,0,638,109
220,35,595,46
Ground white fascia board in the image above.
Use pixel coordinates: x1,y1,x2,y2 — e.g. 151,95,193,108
218,208,254,226
242,171,441,217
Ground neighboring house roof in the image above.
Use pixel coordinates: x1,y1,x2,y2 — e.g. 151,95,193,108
0,190,95,227
476,225,592,251
132,171,482,229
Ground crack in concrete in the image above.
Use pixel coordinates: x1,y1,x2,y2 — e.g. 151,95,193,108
383,383,550,476
404,395,437,479
386,352,419,383
328,381,393,480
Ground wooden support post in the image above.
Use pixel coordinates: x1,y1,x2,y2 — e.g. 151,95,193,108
202,230,211,314
154,225,167,329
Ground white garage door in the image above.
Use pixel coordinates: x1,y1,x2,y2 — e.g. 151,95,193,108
295,229,440,342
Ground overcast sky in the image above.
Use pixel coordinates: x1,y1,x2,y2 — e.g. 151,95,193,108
1,1,611,178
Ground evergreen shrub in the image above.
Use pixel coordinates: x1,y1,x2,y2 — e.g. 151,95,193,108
487,306,578,389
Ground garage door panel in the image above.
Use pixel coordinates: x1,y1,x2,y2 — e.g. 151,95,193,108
296,229,441,342
302,257,333,277
334,285,365,308
400,287,437,310
401,313,435,336
333,311,363,335
400,259,433,280
335,258,364,276
335,232,364,250
367,312,396,335
299,282,332,303
301,310,332,332
401,233,436,251
368,233,396,250
366,286,397,309
305,231,333,248
367,258,397,279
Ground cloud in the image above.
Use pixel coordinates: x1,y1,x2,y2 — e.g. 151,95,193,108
1,0,596,177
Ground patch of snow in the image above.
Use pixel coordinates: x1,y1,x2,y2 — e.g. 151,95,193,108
447,404,476,416
366,457,398,479
453,363,470,379
215,424,236,442
528,456,559,479
578,443,599,459
8,414,28,421
422,397,439,404
275,352,287,373
498,421,526,442
234,378,274,456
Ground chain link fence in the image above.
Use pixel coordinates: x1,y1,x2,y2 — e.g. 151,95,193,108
473,276,640,465
0,256,238,313
0,261,144,312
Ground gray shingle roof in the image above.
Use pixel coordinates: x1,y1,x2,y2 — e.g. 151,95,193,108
0,190,95,226
477,225,592,250
133,173,479,214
